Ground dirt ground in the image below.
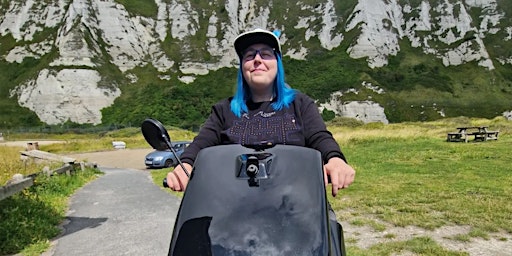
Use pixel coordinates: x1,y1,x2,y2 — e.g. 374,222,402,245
65,148,154,170
3,141,511,255
1,140,153,170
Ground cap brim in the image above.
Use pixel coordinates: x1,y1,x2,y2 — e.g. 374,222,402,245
234,30,281,57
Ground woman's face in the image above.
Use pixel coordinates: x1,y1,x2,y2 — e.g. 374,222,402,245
241,43,278,94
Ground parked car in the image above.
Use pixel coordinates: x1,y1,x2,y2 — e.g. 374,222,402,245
144,141,191,169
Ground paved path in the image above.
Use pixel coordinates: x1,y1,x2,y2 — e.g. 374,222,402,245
45,167,179,256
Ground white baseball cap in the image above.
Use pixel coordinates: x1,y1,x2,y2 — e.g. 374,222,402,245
234,28,282,58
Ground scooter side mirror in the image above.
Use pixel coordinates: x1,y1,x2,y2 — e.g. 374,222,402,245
141,118,172,151
141,118,191,183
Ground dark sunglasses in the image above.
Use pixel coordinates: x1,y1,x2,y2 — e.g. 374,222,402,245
241,48,276,61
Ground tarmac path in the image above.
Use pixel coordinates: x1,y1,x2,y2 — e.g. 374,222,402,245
44,149,180,256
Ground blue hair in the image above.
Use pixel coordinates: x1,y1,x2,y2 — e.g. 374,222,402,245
230,53,296,117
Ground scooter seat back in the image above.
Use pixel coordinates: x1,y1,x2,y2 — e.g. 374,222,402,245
169,144,331,256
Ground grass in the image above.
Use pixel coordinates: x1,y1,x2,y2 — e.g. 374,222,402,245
113,0,158,17
348,236,468,256
149,167,183,198
0,146,63,185
0,168,101,255
1,117,511,255
335,135,512,254
327,117,512,255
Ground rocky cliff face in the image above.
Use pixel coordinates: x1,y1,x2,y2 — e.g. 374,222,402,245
1,0,511,125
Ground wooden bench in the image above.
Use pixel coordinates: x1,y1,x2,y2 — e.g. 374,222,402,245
446,132,469,142
471,130,499,141
447,126,499,143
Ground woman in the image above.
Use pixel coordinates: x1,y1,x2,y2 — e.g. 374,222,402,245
166,28,355,197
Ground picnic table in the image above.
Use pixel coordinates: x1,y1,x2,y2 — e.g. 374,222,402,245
447,126,499,142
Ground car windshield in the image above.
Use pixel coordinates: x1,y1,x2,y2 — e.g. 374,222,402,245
172,143,188,150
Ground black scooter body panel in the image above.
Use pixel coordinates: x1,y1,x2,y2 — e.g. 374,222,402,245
169,144,332,256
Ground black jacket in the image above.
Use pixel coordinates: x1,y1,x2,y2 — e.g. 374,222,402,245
180,92,346,165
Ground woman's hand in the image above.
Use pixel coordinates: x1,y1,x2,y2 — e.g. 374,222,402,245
323,157,355,197
166,163,193,191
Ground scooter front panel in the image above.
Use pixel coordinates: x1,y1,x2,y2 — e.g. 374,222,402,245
170,145,330,256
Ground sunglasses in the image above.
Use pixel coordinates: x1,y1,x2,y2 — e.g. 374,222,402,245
241,47,276,61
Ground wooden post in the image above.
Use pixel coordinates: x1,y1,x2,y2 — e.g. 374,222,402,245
0,176,34,201
42,166,51,176
26,142,40,151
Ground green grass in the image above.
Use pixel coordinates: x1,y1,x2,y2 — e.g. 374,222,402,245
113,0,158,17
149,167,183,198
0,146,63,185
331,135,512,233
326,118,512,255
0,168,101,255
348,236,468,256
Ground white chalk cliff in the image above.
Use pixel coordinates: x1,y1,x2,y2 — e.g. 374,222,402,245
1,0,511,124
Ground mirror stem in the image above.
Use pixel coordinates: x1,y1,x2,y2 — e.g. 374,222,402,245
162,134,190,177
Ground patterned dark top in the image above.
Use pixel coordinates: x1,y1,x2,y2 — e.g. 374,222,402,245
180,92,346,165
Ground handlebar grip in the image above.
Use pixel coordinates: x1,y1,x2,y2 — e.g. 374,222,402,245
163,178,169,188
